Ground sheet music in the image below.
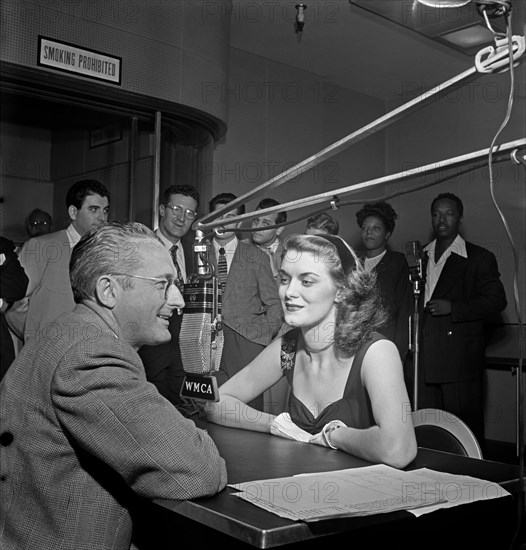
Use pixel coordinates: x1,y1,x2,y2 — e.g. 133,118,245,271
228,465,510,522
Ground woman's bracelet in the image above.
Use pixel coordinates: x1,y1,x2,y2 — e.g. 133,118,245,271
322,420,346,449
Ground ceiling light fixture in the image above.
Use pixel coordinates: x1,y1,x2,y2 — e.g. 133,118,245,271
416,0,512,18
350,0,513,55
295,4,307,33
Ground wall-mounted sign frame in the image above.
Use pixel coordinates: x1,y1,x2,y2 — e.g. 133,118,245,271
37,36,122,85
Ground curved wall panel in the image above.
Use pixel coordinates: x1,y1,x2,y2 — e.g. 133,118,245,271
1,0,231,135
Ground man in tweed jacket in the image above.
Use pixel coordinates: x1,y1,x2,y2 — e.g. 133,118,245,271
0,222,227,550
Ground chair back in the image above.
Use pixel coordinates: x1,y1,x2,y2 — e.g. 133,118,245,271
411,408,483,459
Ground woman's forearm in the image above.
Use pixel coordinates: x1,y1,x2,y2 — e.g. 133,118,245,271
205,395,275,433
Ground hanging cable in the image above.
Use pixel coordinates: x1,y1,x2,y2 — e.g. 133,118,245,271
477,8,526,549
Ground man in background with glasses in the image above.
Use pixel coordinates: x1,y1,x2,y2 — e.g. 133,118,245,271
139,184,200,410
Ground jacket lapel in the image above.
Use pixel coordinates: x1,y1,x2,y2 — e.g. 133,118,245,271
374,253,389,275
219,241,240,303
431,252,467,299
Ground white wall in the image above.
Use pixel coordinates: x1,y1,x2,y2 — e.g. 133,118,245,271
212,47,387,240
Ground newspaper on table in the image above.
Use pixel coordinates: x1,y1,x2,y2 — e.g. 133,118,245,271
228,464,510,522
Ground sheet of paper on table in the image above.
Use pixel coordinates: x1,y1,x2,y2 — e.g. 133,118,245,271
228,464,510,522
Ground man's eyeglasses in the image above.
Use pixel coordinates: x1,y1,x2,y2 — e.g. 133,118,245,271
111,273,179,299
164,204,197,220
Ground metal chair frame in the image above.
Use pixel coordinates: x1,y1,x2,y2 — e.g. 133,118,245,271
411,408,483,459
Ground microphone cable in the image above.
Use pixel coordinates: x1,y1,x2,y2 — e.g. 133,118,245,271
478,7,525,549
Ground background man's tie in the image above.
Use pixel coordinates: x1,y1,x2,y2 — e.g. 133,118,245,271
218,247,228,289
266,246,278,278
169,244,185,291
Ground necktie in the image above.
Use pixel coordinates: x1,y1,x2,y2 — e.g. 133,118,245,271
169,244,184,292
218,247,228,289
266,246,278,278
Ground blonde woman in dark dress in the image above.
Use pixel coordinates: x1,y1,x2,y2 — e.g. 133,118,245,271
206,233,416,469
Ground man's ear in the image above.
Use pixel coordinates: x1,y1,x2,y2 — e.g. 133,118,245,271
96,275,118,308
276,226,285,237
68,205,78,221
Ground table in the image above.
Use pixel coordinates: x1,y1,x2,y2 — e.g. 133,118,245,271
146,424,524,549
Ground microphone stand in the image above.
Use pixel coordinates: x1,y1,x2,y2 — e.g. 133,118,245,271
408,266,424,411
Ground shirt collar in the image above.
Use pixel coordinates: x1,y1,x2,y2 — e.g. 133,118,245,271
425,234,467,259
214,237,238,253
364,249,386,271
265,239,280,254
66,224,82,248
155,228,178,250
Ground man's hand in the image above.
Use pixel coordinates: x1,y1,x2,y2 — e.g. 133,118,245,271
425,299,451,316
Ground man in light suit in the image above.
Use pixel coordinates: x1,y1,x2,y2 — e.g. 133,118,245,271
209,193,283,410
250,197,287,281
6,179,110,344
0,221,227,550
416,193,507,443
250,198,290,414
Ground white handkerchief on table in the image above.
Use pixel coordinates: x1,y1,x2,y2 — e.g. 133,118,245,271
270,412,311,442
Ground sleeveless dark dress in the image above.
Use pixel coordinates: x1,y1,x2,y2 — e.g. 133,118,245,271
281,328,385,435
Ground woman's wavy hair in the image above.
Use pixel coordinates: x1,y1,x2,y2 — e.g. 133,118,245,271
281,234,387,357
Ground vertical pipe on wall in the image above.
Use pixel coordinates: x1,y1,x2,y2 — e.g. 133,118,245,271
128,116,138,222
152,111,162,228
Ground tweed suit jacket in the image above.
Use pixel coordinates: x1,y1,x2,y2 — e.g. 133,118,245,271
5,229,75,343
211,240,283,346
240,237,284,282
0,303,227,550
420,241,507,384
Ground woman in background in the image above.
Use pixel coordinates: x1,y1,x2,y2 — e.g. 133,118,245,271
206,234,416,469
356,202,412,364
305,211,339,235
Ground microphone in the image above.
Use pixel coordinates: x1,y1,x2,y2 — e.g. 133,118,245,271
179,230,224,381
189,230,213,282
405,241,425,284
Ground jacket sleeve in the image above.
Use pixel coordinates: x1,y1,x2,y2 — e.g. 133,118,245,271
3,238,45,339
256,252,284,343
450,249,507,322
0,237,29,305
52,337,227,500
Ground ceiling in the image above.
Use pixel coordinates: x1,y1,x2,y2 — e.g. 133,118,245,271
1,0,522,130
229,0,523,101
